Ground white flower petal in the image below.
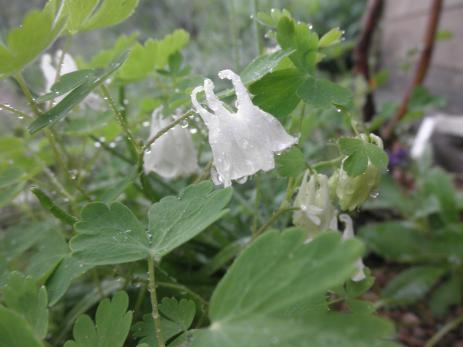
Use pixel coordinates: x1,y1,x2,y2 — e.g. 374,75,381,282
339,214,366,282
191,69,297,186
293,173,337,236
143,107,199,179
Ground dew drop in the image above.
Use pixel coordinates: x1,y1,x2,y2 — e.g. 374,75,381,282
190,128,198,134
142,121,150,127
181,119,189,128
94,142,101,148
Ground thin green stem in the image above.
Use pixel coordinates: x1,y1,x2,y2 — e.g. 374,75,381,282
193,160,212,184
0,103,31,119
425,315,463,347
134,282,147,320
143,110,195,151
254,207,299,238
15,73,40,115
89,135,132,164
254,178,298,238
312,156,343,170
100,84,139,155
252,174,262,236
147,257,165,347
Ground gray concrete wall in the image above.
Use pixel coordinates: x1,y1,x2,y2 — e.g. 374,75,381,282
380,0,463,112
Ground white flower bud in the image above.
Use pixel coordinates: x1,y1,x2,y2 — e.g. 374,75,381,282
293,172,338,239
143,107,199,179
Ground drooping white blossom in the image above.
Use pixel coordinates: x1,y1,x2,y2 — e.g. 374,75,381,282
411,114,463,159
339,214,366,282
40,50,101,108
143,107,199,179
191,69,297,187
293,172,338,239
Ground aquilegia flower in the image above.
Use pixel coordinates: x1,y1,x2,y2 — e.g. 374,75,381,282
143,107,199,179
40,50,100,108
191,69,297,187
293,172,338,239
339,214,366,282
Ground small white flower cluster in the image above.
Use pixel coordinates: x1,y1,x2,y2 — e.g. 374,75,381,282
293,172,366,281
144,69,297,184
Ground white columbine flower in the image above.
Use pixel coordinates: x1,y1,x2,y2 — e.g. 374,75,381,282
191,69,297,187
143,107,199,179
339,214,366,282
293,172,338,239
40,50,101,108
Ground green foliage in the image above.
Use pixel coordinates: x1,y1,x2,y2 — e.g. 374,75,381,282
133,298,195,346
250,69,305,118
382,266,446,305
3,272,49,339
0,307,44,347
339,138,388,176
64,291,132,347
297,77,352,109
71,181,232,265
275,147,306,177
319,27,344,47
64,0,139,33
28,53,127,134
0,2,417,345
277,16,319,73
189,231,398,347
0,1,65,79
117,30,190,81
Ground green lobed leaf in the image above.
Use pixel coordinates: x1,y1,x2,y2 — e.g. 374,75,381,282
339,138,388,176
275,147,306,178
250,68,305,118
26,229,69,282
319,27,343,47
89,33,139,68
297,76,352,109
276,16,319,73
0,1,65,78
28,53,127,134
3,272,49,339
383,266,446,305
0,307,44,347
68,181,231,264
118,30,190,81
64,0,139,33
189,230,399,347
0,223,49,264
64,291,132,347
